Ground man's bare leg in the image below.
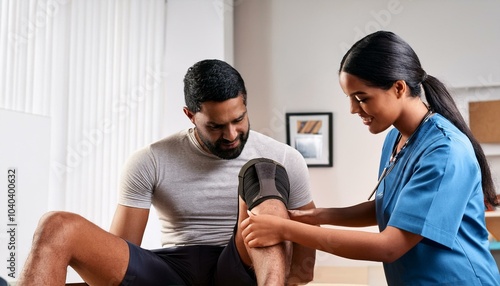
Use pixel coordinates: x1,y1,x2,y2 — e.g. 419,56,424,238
235,197,291,285
17,211,129,286
235,158,293,285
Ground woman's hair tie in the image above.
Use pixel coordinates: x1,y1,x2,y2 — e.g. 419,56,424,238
421,72,428,83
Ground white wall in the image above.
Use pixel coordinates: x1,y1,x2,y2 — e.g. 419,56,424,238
161,0,234,136
234,0,500,267
0,109,50,283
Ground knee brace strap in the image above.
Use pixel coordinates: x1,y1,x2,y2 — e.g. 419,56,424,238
238,158,290,210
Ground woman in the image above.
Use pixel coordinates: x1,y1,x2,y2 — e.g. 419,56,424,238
241,31,500,285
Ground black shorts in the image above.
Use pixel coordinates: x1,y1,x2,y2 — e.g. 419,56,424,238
121,236,256,286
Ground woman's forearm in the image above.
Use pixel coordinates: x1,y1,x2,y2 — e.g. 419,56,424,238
313,201,377,227
281,219,391,262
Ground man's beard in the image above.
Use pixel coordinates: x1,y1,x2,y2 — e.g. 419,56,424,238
198,128,250,159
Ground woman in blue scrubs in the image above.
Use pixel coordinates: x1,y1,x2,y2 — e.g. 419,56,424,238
241,31,500,285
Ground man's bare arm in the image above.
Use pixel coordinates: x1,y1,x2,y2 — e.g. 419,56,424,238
110,204,149,246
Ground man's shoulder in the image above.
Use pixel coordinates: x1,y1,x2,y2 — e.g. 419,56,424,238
249,130,286,145
150,129,189,148
127,129,190,161
247,130,301,158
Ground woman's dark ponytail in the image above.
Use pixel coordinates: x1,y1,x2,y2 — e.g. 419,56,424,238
422,75,498,208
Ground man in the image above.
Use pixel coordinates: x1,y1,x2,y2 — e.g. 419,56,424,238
18,59,315,285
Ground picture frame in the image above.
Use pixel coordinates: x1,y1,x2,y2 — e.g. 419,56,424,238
286,112,333,167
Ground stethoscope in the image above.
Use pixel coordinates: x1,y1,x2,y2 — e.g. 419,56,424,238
367,110,433,201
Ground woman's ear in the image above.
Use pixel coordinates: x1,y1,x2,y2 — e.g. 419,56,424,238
393,80,407,98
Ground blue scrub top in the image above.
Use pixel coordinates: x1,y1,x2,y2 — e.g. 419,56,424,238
375,114,500,285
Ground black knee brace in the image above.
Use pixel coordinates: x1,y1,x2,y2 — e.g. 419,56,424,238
238,158,290,210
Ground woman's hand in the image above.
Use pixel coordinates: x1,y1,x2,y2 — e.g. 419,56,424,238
241,211,286,248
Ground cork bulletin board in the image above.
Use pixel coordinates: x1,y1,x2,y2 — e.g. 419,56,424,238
469,100,500,143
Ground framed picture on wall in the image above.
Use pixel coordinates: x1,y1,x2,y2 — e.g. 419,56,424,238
286,112,333,167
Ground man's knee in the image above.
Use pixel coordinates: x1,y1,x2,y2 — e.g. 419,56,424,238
238,158,290,211
33,211,84,246
251,198,289,219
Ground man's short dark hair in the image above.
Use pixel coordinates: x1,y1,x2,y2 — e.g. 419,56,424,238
184,59,247,113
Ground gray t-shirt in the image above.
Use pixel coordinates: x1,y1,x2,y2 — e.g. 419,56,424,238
118,128,312,247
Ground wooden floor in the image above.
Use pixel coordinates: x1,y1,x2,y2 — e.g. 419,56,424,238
309,266,384,285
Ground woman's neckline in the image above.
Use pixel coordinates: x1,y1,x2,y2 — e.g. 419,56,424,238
390,109,433,163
